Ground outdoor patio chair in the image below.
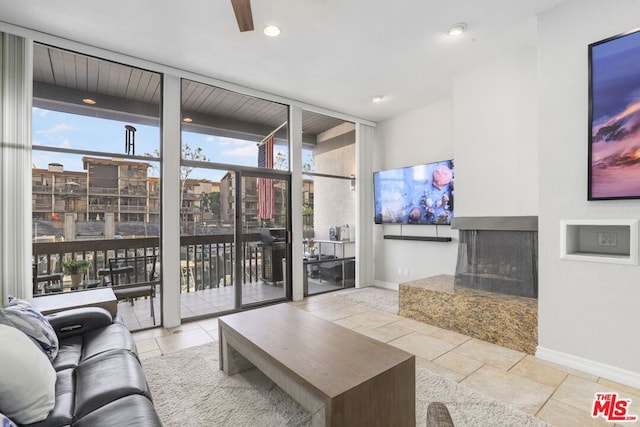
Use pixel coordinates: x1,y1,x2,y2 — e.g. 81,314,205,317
108,255,158,324
33,263,64,294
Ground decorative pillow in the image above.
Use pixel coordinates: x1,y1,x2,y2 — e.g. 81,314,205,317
0,324,56,424
0,297,58,361
0,412,17,427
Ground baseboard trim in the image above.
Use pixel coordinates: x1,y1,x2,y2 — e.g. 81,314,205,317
372,280,398,291
536,346,640,389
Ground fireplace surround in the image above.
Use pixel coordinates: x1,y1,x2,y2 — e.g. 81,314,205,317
399,217,539,354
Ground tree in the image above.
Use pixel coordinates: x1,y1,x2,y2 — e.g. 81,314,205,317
146,144,209,229
200,191,221,224
179,144,209,229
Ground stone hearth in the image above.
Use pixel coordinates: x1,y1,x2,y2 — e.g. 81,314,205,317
399,274,537,354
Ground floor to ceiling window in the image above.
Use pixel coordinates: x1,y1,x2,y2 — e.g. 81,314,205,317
31,43,162,331
301,111,356,296
27,41,361,329
178,79,290,320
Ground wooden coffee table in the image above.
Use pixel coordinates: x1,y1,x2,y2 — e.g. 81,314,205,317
219,304,415,426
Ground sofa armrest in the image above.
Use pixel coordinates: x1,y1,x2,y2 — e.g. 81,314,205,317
46,307,114,339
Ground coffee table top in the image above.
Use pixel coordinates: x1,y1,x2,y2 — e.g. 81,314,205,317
219,303,414,397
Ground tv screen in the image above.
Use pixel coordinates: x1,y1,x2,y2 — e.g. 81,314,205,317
589,28,640,200
373,160,454,225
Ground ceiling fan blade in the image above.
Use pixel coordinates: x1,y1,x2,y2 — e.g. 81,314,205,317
230,0,254,32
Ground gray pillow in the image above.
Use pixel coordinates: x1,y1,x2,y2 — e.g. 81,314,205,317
0,297,58,361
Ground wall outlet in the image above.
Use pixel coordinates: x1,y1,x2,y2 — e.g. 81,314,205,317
403,268,409,276
597,232,617,247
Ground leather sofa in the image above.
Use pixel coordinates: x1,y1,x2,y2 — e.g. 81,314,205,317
24,307,161,427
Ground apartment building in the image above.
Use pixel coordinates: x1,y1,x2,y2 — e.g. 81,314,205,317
32,158,218,227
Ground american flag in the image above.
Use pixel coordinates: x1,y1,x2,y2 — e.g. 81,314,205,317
258,135,274,219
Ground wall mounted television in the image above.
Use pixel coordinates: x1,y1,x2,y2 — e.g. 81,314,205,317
373,159,454,225
589,28,640,200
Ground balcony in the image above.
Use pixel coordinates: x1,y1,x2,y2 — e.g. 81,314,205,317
33,203,53,211
33,184,52,193
32,232,353,330
181,192,198,200
88,204,117,212
119,205,147,212
32,233,261,329
180,207,200,214
120,188,147,196
88,187,119,195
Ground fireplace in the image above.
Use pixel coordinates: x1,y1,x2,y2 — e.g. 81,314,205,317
451,216,538,299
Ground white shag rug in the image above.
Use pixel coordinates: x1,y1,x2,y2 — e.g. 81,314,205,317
143,343,548,427
334,286,399,314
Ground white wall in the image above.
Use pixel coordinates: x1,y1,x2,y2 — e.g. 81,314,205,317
374,45,540,287
374,99,458,286
537,0,640,384
314,131,356,241
453,46,539,217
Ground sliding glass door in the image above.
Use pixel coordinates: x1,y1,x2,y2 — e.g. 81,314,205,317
239,172,290,307
179,78,291,321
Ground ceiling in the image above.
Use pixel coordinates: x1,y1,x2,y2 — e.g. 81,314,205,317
32,43,345,143
0,0,567,123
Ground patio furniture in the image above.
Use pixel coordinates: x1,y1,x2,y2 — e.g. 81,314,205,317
108,255,157,324
33,264,64,294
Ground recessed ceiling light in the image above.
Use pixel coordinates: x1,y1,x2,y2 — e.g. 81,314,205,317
182,117,193,123
447,22,467,37
372,95,384,103
263,25,281,37
82,98,96,105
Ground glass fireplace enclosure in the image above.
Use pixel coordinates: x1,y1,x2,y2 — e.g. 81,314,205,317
454,229,538,298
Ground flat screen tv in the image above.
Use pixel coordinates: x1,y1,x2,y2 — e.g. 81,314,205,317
589,28,640,200
373,160,454,225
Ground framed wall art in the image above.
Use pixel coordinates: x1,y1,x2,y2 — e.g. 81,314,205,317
589,28,640,200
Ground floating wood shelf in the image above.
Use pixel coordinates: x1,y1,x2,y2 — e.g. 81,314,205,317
383,235,452,242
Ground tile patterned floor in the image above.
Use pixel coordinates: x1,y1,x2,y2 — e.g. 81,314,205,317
133,289,640,427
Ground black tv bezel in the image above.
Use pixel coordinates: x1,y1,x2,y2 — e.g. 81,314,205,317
373,159,454,226
588,27,640,201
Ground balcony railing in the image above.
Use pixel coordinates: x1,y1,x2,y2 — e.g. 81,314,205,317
89,187,119,195
32,232,264,295
119,205,147,212
120,188,147,196
88,205,117,212
33,184,52,193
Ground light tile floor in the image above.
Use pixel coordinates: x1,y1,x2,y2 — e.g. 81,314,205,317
133,289,640,427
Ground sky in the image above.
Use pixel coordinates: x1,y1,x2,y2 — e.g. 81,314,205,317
591,29,640,126
32,108,312,182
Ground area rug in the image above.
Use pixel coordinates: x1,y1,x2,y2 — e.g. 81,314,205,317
334,286,399,314
143,343,548,427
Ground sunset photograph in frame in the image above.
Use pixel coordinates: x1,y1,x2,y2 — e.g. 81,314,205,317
589,28,640,200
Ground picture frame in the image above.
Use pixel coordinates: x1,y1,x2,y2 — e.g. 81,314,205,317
588,28,640,200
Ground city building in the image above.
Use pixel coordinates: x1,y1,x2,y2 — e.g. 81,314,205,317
32,158,221,239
